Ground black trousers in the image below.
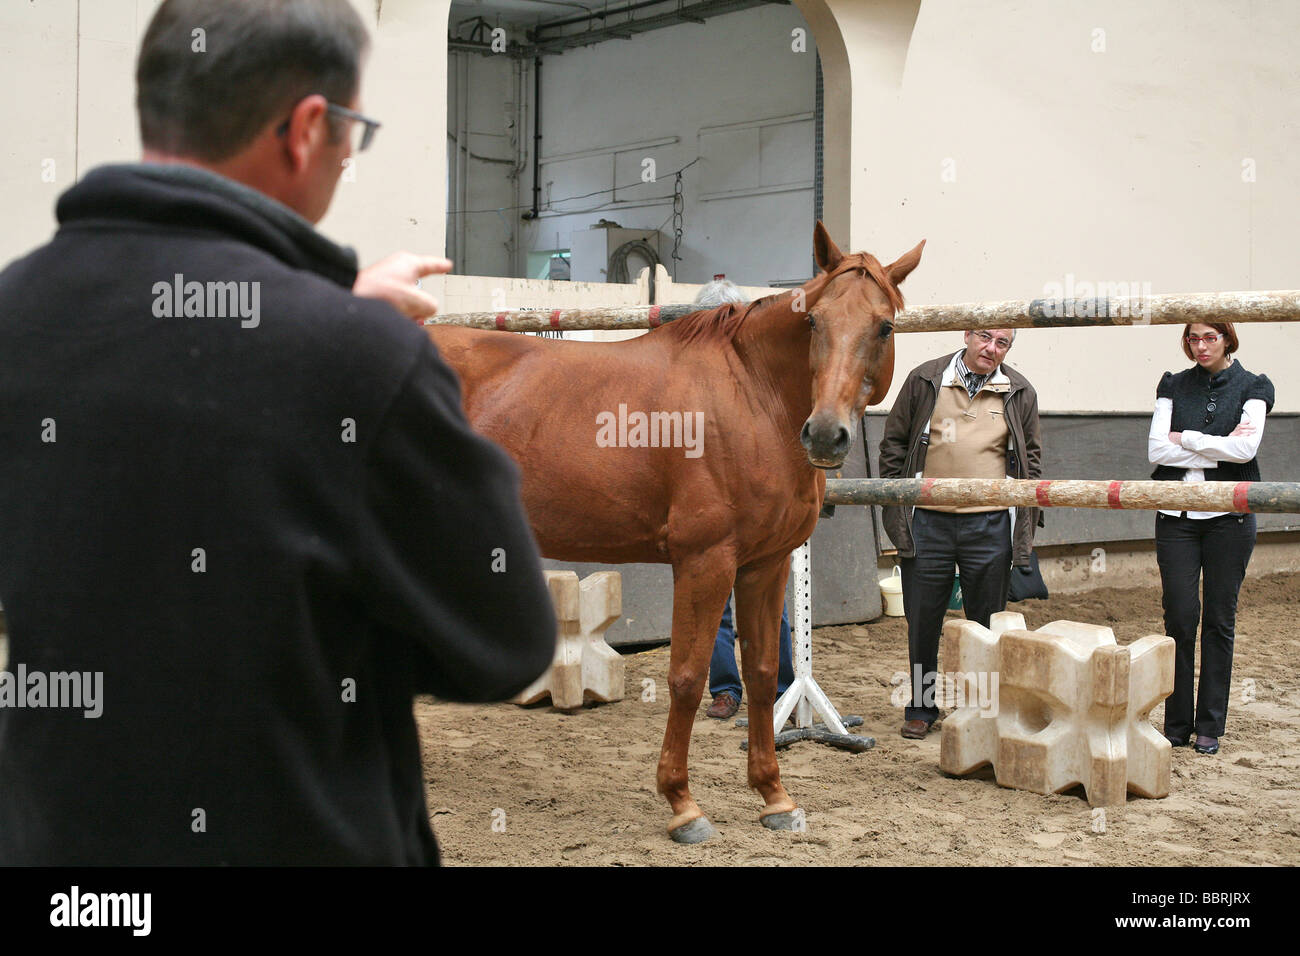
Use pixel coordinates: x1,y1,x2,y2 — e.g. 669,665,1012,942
900,508,1011,723
1156,511,1256,740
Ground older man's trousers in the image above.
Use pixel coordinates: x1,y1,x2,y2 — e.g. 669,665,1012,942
899,508,1011,724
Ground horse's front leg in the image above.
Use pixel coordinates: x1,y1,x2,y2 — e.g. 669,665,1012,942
735,555,799,829
656,551,734,844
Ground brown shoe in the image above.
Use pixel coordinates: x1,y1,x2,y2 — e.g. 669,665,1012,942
706,692,740,720
901,718,932,739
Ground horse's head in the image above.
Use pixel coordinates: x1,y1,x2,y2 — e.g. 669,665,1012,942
799,222,924,469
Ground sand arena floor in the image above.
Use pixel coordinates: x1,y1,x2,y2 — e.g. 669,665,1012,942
417,573,1300,866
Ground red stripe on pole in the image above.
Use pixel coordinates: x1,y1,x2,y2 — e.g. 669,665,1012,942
1233,482,1251,513
1036,481,1052,507
1107,481,1124,509
648,305,662,328
549,309,562,329
494,314,507,330
919,478,936,505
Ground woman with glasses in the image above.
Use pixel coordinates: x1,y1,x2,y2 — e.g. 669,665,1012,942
1147,322,1275,755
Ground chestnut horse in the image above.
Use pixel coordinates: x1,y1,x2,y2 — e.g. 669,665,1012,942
428,222,923,842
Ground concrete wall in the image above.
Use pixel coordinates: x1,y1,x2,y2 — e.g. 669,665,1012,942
0,0,156,267
6,0,1295,412
865,411,1300,546
796,0,1298,413
446,47,521,278
0,0,451,277
1030,533,1300,595
442,0,1298,412
511,3,818,287
321,0,451,274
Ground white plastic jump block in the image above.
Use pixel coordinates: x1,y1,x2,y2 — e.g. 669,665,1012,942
938,612,1176,806
512,570,626,710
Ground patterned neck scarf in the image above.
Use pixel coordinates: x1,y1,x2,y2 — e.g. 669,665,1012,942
956,354,994,399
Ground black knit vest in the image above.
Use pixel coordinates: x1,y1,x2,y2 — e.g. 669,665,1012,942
1151,359,1275,482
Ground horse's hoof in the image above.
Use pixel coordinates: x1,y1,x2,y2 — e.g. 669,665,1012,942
669,816,717,844
760,810,802,832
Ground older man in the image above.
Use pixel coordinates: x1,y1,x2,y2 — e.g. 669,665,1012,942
878,329,1042,738
0,0,555,864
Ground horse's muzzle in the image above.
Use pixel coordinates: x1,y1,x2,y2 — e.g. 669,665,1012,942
800,417,852,469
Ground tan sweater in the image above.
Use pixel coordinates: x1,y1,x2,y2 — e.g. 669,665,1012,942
919,381,1009,513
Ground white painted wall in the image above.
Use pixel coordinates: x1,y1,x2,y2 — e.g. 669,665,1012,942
320,0,450,273
0,0,154,266
514,4,818,287
814,0,1298,412
446,47,521,278
2,0,1296,414
0,0,449,276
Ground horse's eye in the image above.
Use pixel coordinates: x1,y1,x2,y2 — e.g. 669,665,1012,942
880,323,893,339
807,314,816,330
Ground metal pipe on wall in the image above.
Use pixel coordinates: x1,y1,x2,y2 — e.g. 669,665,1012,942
512,55,526,276
444,52,455,265
524,56,542,221
458,51,470,274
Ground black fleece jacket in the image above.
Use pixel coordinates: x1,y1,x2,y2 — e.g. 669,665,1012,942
0,164,555,865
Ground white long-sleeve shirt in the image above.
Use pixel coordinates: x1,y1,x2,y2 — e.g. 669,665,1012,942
1147,397,1268,518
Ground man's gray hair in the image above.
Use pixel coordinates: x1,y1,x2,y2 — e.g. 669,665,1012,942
137,0,369,162
693,279,747,308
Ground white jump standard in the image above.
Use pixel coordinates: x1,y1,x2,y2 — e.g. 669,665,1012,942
738,542,875,755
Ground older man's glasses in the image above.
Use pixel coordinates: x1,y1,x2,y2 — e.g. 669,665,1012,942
1186,333,1221,345
275,102,381,152
973,330,1012,351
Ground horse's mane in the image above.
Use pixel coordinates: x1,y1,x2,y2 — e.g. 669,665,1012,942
660,300,756,345
660,252,904,345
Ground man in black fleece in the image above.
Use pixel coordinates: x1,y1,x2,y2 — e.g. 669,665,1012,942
0,0,555,865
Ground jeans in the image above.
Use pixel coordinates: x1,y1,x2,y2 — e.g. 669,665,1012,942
1156,511,1256,740
708,593,794,702
900,508,1011,723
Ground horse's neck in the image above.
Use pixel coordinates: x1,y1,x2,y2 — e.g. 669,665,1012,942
733,274,832,434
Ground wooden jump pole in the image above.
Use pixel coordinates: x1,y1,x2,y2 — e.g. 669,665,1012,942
424,290,1300,333
424,303,697,332
822,478,1300,514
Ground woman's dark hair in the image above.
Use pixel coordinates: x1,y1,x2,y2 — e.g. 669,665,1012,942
137,0,369,162
1181,322,1239,362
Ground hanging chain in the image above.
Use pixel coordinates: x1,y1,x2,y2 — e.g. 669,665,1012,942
671,171,684,276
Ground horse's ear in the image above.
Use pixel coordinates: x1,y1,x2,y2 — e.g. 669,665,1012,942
886,239,926,286
813,221,843,273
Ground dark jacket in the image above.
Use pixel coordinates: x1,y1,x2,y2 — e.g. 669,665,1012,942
0,164,556,865
1151,360,1275,482
877,352,1043,565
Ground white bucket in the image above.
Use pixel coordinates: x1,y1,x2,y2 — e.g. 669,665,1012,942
879,566,904,617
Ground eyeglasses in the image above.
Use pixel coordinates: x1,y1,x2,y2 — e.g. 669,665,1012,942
972,330,1013,351
1186,333,1221,345
275,101,381,152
